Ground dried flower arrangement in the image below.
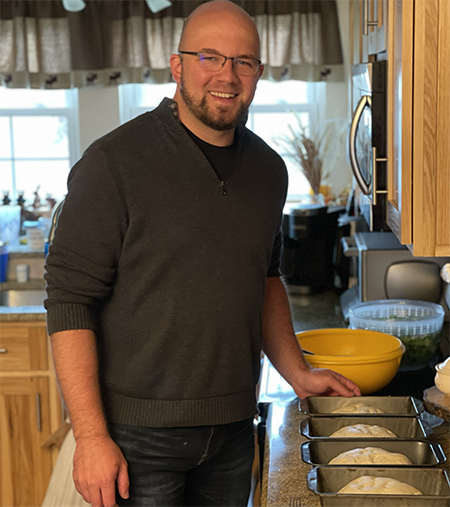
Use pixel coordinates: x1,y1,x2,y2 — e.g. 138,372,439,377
275,113,342,196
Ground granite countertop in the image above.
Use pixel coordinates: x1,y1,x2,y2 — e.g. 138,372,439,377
261,399,450,507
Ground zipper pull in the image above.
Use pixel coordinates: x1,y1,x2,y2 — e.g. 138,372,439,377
219,181,227,196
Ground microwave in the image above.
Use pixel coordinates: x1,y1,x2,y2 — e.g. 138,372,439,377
340,232,450,321
349,61,387,231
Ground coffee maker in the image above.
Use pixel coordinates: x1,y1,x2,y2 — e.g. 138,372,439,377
281,204,345,294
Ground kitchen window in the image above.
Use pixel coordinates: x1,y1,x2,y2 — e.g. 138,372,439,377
119,81,318,199
0,88,80,204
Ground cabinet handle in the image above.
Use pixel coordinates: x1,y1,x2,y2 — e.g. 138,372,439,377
36,393,42,432
363,0,379,35
0,348,7,354
372,146,388,206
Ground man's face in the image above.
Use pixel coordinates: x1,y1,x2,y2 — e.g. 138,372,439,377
173,12,263,132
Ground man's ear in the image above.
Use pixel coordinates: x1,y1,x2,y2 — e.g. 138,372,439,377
170,54,182,83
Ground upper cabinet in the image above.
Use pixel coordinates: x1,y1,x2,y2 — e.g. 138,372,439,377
387,0,450,256
351,0,388,64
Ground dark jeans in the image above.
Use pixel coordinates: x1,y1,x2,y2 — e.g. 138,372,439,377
109,418,255,507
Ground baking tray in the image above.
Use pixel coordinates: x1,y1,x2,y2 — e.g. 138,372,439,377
300,416,432,439
307,466,450,506
301,439,446,467
299,396,424,417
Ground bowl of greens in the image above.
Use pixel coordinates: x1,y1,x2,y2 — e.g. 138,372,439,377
349,300,445,371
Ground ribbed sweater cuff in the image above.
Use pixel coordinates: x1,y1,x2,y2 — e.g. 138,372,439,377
46,303,97,335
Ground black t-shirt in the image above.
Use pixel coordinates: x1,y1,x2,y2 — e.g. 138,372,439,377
183,124,237,182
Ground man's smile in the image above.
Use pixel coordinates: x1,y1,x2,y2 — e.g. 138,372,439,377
209,91,238,99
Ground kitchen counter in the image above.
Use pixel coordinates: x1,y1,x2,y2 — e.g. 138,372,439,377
261,399,450,507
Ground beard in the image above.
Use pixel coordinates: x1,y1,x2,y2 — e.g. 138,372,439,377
180,76,248,131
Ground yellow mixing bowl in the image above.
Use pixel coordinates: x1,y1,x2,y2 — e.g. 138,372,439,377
296,328,405,395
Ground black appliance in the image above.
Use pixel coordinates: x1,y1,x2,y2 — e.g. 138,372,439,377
281,205,345,294
349,60,387,231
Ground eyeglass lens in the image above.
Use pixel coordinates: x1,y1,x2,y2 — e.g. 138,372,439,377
198,53,259,76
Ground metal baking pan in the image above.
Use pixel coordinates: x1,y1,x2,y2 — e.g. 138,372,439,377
301,439,446,467
299,396,424,417
300,416,432,439
307,466,450,506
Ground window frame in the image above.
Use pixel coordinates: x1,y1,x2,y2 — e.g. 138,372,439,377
0,90,80,201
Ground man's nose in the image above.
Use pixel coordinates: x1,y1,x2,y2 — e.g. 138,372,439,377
217,59,239,82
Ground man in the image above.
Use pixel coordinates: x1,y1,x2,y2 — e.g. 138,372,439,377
45,2,360,506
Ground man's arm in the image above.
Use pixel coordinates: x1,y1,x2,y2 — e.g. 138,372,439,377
51,330,129,507
262,276,361,398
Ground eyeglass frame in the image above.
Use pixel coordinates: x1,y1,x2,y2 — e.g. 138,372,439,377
178,50,262,76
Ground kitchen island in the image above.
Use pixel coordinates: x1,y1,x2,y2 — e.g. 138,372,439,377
261,398,450,507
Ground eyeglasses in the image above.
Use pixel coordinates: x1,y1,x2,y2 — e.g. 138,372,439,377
178,51,262,77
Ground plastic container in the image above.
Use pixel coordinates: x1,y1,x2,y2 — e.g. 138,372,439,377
349,300,445,371
0,205,21,247
23,220,45,250
0,242,8,282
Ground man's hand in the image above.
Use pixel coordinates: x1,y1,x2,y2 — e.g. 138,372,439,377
292,367,361,399
73,435,129,507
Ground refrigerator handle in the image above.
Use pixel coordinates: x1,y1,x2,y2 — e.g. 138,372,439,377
349,95,371,196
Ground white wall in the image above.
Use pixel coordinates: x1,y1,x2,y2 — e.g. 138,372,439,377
318,0,353,199
78,86,121,154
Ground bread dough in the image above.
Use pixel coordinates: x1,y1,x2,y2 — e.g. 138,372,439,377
332,403,384,414
338,475,422,495
329,446,412,465
329,424,397,438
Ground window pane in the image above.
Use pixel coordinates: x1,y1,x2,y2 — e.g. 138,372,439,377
131,83,176,107
13,116,69,159
253,80,309,105
283,157,310,196
0,161,13,195
251,112,309,151
15,160,70,201
0,117,11,157
0,88,69,109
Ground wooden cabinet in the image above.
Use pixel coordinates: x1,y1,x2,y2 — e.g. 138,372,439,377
350,0,388,64
387,0,450,256
0,322,62,507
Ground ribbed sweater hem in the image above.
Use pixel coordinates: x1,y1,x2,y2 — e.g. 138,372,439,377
46,303,97,335
103,389,258,428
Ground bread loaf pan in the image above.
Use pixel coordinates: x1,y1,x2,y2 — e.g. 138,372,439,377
307,466,450,506
301,439,446,467
299,396,424,417
300,416,431,439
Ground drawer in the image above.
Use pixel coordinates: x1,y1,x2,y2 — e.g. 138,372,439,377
0,325,48,371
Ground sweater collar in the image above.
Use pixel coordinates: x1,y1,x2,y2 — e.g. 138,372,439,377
155,97,248,137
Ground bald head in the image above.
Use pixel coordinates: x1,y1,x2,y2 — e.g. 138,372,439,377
178,0,260,58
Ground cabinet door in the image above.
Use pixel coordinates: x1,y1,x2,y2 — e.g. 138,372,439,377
0,377,53,507
387,0,413,244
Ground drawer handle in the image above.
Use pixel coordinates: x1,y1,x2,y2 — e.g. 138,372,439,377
0,348,7,354
36,393,42,432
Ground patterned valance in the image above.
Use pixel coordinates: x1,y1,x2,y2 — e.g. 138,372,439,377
0,0,344,89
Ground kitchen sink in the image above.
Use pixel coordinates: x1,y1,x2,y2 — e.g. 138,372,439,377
0,289,47,307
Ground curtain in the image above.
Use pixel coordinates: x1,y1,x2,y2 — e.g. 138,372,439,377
0,0,344,89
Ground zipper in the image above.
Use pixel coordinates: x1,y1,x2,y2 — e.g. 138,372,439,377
219,181,227,196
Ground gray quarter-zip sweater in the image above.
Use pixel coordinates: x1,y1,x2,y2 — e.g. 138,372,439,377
45,98,288,427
